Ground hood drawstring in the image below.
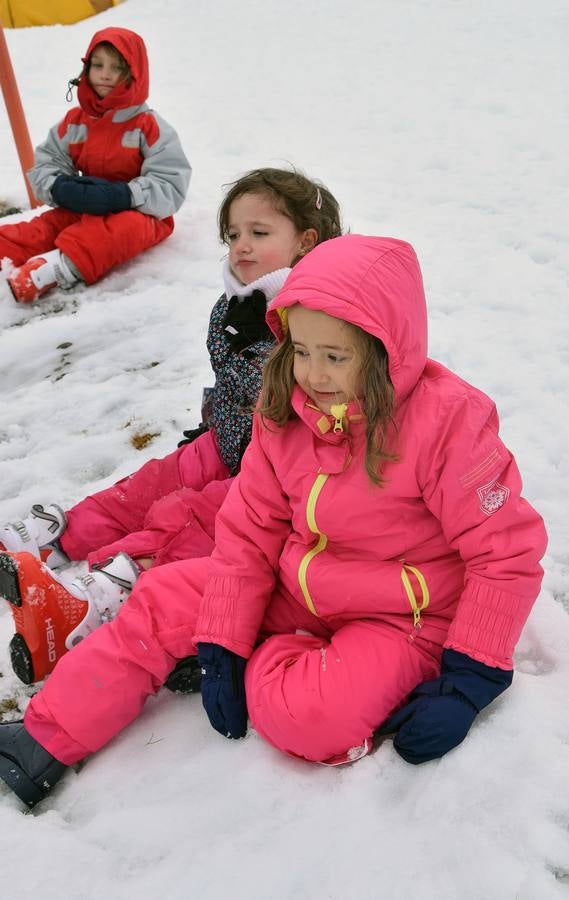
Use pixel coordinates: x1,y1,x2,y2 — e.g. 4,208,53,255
65,77,81,103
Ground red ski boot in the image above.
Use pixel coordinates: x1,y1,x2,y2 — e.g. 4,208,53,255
0,551,139,684
7,249,78,303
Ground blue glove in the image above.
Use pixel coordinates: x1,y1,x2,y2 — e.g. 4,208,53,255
51,175,132,215
378,649,513,764
197,642,248,739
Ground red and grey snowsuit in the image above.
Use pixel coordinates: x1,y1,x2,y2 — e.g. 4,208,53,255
0,27,191,283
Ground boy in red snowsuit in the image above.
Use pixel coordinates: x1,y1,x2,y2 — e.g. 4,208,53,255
0,27,191,303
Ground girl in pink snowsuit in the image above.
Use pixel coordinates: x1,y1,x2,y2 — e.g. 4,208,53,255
0,234,547,807
0,27,191,303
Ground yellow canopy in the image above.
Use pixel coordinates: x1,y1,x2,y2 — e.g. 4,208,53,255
0,0,122,27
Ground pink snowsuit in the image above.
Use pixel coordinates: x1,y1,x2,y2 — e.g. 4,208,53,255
0,28,190,284
59,430,230,568
25,235,547,766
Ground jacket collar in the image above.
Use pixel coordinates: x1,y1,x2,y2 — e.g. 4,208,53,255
291,386,364,442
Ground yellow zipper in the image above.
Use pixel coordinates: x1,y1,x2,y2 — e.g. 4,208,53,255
298,473,329,616
330,403,348,433
401,564,430,628
297,405,348,615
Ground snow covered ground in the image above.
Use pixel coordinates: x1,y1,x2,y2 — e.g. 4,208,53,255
0,1,568,897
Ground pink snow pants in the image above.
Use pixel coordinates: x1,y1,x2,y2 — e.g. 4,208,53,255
24,557,441,766
0,207,173,284
59,429,231,568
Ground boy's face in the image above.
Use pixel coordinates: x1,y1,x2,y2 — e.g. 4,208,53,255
88,45,126,98
288,305,362,414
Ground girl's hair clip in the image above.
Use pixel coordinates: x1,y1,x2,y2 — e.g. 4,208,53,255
315,188,322,210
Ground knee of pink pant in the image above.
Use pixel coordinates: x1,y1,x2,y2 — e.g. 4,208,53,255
123,557,210,651
245,635,374,762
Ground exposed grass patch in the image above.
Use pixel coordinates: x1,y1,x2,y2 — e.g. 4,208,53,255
130,431,161,450
0,696,21,716
0,200,21,218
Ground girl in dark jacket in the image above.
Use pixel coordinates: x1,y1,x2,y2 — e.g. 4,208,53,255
0,168,342,686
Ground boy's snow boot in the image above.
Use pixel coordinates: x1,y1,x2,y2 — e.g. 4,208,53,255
0,551,139,684
164,655,203,694
8,249,78,303
0,503,68,569
0,721,67,808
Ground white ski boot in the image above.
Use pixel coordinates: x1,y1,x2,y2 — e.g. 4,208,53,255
0,503,69,569
65,552,141,649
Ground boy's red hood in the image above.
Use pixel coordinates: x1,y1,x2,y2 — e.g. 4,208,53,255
77,27,149,117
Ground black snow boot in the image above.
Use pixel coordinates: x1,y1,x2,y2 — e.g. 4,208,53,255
0,721,67,808
164,655,202,694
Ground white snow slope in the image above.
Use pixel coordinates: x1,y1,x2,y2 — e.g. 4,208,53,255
0,1,568,898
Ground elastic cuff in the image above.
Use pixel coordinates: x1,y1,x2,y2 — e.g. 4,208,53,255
445,578,535,669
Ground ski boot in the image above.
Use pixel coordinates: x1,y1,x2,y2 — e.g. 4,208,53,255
0,503,69,569
8,249,78,303
164,656,203,694
0,551,139,684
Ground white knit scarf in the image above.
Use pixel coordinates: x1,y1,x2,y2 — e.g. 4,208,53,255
222,258,291,303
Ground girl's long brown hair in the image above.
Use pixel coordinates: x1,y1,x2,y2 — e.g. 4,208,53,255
259,319,396,485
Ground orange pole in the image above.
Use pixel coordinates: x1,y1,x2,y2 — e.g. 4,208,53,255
0,22,39,208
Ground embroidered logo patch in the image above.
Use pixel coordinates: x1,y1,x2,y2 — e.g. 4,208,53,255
477,479,510,516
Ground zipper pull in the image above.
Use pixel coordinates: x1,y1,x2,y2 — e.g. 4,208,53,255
330,403,348,433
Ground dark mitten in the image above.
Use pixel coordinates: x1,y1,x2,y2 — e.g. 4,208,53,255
177,421,209,448
223,290,271,353
198,642,248,739
378,649,513,764
51,174,132,215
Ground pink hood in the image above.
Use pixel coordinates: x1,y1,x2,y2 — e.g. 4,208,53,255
77,27,150,118
267,235,428,405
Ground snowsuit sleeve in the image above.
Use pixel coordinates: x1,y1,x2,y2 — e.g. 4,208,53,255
193,415,292,658
27,109,191,219
27,116,80,205
127,112,191,218
417,385,547,669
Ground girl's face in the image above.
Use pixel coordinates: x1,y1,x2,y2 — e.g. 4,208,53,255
288,305,362,414
88,45,126,97
227,193,316,285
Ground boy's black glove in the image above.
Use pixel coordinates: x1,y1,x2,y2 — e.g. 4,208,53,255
223,290,271,353
51,174,132,215
197,642,248,739
378,649,513,764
